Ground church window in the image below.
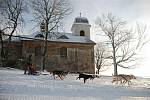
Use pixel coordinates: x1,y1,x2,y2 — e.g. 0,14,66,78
35,47,42,56
60,47,67,58
80,30,85,36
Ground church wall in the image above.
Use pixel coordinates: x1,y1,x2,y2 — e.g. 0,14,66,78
3,42,23,68
45,44,95,74
5,40,95,73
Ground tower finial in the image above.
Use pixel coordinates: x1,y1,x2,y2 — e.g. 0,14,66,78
80,12,81,17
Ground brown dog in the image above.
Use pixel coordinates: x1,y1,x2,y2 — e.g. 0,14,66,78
52,70,68,80
112,74,136,85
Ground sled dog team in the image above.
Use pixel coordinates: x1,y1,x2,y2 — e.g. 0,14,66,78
48,70,136,85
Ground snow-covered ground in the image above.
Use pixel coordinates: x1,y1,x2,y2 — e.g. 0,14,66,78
0,67,150,100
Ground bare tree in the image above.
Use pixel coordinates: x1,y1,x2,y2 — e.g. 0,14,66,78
0,0,26,42
0,0,26,66
96,13,148,76
30,0,72,71
0,30,5,66
95,43,107,74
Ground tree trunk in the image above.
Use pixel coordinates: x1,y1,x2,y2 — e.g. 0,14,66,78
5,24,17,65
42,42,47,71
97,68,100,74
114,61,118,76
0,33,5,67
112,45,118,76
42,22,48,71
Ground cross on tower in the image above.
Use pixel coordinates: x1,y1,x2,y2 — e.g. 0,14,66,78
80,12,81,17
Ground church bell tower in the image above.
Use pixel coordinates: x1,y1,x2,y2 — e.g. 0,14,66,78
71,14,91,38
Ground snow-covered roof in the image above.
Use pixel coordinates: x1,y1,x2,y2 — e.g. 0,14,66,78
9,31,95,44
74,17,89,24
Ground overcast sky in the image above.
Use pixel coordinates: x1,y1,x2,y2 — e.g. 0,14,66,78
23,0,150,77
24,0,150,35
62,0,150,44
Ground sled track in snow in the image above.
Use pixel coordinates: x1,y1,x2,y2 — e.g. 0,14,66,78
0,94,100,100
0,69,150,100
1,94,150,100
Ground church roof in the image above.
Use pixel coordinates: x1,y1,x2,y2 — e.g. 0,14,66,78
9,31,95,44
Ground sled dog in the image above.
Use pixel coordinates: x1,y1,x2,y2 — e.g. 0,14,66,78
52,70,68,80
76,73,95,83
112,74,136,85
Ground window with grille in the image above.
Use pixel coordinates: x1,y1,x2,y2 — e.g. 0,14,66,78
60,47,67,58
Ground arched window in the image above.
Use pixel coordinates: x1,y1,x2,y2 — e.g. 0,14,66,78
80,30,85,36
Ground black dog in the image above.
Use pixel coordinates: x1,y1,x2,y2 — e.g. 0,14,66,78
76,73,94,83
52,70,68,80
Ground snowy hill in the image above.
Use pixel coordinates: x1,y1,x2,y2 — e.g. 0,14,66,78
0,67,150,100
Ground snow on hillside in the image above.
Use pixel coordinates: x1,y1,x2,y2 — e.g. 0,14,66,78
0,67,150,100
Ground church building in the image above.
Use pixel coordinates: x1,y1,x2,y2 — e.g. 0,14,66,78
4,16,96,73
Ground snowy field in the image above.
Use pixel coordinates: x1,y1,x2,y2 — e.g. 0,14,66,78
0,67,150,100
